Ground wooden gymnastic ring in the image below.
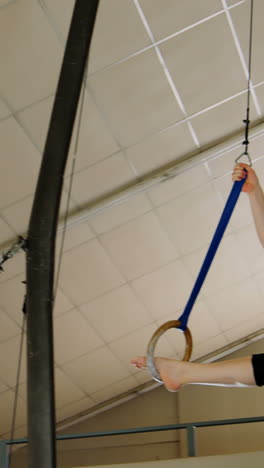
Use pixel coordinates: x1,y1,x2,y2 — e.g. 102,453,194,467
146,320,193,383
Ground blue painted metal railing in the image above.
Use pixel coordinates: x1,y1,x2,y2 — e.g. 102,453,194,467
2,415,264,466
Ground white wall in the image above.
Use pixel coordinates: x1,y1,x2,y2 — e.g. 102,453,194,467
75,450,264,468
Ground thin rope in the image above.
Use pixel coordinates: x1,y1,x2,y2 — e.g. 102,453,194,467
54,60,89,299
8,311,26,467
243,0,254,155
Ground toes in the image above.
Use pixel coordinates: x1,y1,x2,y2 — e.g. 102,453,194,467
131,356,147,369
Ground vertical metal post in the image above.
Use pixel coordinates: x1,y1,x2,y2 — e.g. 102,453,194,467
0,442,8,468
26,1,100,468
186,425,196,457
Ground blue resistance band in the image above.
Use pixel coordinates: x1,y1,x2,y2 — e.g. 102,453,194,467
178,177,246,331
147,176,247,382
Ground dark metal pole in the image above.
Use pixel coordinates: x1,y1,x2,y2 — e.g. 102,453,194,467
26,1,100,467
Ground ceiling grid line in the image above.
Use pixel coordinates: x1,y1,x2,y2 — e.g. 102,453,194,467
37,0,65,47
133,0,200,148
221,0,262,116
85,83,124,153
139,79,263,148
87,3,244,81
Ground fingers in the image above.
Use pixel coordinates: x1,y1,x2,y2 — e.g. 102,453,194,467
232,163,248,181
235,162,250,170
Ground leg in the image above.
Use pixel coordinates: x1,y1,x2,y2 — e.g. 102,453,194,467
131,356,258,392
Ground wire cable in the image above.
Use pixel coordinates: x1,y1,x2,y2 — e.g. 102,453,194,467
54,60,89,300
236,0,254,163
8,311,27,467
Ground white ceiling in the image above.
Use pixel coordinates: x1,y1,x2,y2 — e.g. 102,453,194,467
0,0,264,439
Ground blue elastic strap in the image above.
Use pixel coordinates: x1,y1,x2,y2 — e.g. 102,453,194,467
178,178,246,331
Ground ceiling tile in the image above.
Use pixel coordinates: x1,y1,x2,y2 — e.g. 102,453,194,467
17,95,53,152
89,194,152,235
191,333,228,361
64,346,131,394
0,390,26,436
224,313,264,343
1,195,33,235
0,0,62,109
65,91,120,173
18,92,120,174
57,221,94,254
39,0,74,41
205,277,264,331
42,0,151,74
89,0,151,73
90,375,138,404
183,234,250,297
69,152,135,206
255,83,264,114
148,163,210,207
54,308,104,365
109,323,175,372
191,93,259,148
54,288,74,317
233,224,264,276
0,217,15,244
0,380,8,394
100,211,178,281
0,335,26,387
54,367,86,409
252,151,264,172
140,0,222,41
131,259,194,320
0,308,20,342
187,300,223,347
0,98,10,119
0,118,40,209
226,0,242,5
126,123,196,177
157,182,224,255
59,238,125,305
17,381,26,401
159,14,246,115
80,284,152,343
229,0,264,85
254,270,264,302
56,396,95,424
88,48,184,147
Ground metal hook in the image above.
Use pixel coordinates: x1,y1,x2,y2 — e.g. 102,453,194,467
235,151,252,167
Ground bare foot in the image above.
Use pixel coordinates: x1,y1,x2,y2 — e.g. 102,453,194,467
131,356,188,392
